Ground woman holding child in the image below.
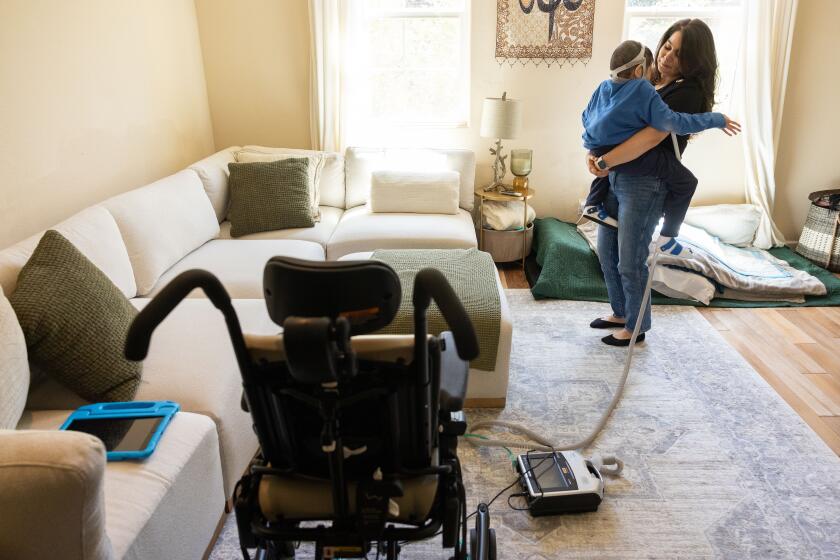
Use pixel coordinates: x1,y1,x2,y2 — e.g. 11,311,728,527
585,19,739,346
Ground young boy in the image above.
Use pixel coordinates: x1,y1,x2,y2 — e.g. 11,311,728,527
581,40,738,257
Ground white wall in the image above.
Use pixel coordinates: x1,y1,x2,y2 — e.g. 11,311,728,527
775,0,840,242
194,0,312,151
0,0,215,248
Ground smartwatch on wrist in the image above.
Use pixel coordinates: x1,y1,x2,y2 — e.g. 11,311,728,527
595,156,609,171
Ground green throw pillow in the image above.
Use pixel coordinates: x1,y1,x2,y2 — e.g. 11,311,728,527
227,158,315,237
9,230,142,402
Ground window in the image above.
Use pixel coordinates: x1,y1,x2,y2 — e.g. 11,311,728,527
623,0,744,109
344,0,470,140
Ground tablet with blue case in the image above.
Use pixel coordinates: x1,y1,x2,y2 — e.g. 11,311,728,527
60,401,180,461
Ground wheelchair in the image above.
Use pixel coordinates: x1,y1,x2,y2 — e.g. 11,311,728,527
125,256,497,559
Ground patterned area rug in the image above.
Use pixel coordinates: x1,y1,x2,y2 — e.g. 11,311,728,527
211,290,840,559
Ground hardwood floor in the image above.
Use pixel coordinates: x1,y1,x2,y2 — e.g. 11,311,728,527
499,265,840,456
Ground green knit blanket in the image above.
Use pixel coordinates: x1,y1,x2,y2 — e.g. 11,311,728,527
371,248,500,371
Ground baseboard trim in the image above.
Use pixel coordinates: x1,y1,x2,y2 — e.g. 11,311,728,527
202,508,229,560
464,397,506,408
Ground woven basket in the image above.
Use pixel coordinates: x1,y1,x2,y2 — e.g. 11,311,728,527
795,189,840,272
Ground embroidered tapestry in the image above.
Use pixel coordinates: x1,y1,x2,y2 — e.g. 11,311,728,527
496,0,596,67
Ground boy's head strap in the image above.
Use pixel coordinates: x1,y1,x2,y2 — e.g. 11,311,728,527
610,44,647,83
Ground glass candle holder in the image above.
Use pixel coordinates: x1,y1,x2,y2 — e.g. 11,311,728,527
510,149,532,193
510,149,533,176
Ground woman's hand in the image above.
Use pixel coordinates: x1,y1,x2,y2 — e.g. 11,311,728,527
721,115,741,136
587,154,609,177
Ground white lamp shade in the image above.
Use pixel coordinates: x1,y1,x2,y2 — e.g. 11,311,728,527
480,96,522,139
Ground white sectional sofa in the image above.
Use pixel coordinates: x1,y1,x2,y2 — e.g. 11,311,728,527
0,145,513,559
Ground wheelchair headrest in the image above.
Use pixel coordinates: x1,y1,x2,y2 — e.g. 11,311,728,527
264,257,401,335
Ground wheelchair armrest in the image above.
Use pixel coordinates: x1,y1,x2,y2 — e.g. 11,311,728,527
438,331,468,413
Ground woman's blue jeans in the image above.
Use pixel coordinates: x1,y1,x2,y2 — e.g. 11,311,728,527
597,172,667,333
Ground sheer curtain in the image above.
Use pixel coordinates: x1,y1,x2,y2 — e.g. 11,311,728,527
308,0,343,152
308,1,367,152
736,0,798,248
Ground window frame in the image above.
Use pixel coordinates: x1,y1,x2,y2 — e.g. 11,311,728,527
622,2,744,110
363,0,471,129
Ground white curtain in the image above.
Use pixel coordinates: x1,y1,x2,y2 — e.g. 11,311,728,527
308,0,343,152
736,0,798,248
308,1,369,152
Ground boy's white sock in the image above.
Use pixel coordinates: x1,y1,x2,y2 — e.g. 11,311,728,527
657,235,694,258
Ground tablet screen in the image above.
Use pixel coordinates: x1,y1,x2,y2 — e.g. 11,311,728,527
65,416,164,452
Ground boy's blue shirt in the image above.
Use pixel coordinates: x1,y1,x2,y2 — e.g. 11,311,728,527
581,78,724,150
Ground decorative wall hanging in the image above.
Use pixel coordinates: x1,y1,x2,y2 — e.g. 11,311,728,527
496,0,596,67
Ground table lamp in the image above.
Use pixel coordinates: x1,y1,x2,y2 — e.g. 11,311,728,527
510,149,532,194
480,92,522,191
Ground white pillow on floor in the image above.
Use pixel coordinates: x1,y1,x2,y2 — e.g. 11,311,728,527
683,204,762,247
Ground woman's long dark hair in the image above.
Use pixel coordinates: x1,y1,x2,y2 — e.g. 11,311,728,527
651,19,719,112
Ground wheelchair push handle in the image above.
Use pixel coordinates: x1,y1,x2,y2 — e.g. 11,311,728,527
412,268,479,361
125,269,244,362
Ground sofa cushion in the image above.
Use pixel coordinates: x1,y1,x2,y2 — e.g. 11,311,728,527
148,239,325,299
10,231,142,403
236,147,325,220
14,410,223,560
370,170,460,214
104,169,220,296
0,206,137,298
0,286,28,430
240,145,345,209
227,159,315,237
188,146,241,222
218,205,342,247
326,205,477,260
345,147,476,211
27,299,277,496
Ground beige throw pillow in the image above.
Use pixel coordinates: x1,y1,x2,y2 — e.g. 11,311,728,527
235,148,324,221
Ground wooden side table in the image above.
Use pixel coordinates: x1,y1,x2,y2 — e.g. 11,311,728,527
475,186,534,268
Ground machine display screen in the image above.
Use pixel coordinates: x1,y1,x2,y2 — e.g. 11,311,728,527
523,452,578,493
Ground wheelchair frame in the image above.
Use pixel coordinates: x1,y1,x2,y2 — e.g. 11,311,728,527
125,260,495,560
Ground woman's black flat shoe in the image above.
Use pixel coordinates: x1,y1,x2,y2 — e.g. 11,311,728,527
601,333,645,346
590,318,626,329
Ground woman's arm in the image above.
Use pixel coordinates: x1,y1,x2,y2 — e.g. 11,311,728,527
601,127,669,168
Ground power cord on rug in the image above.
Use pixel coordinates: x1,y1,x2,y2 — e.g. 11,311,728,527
465,247,666,476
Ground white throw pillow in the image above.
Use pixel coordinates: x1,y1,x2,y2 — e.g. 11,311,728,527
235,148,325,220
369,170,460,214
683,204,762,247
0,206,137,298
344,147,476,211
104,170,220,296
188,146,241,222
0,286,29,429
